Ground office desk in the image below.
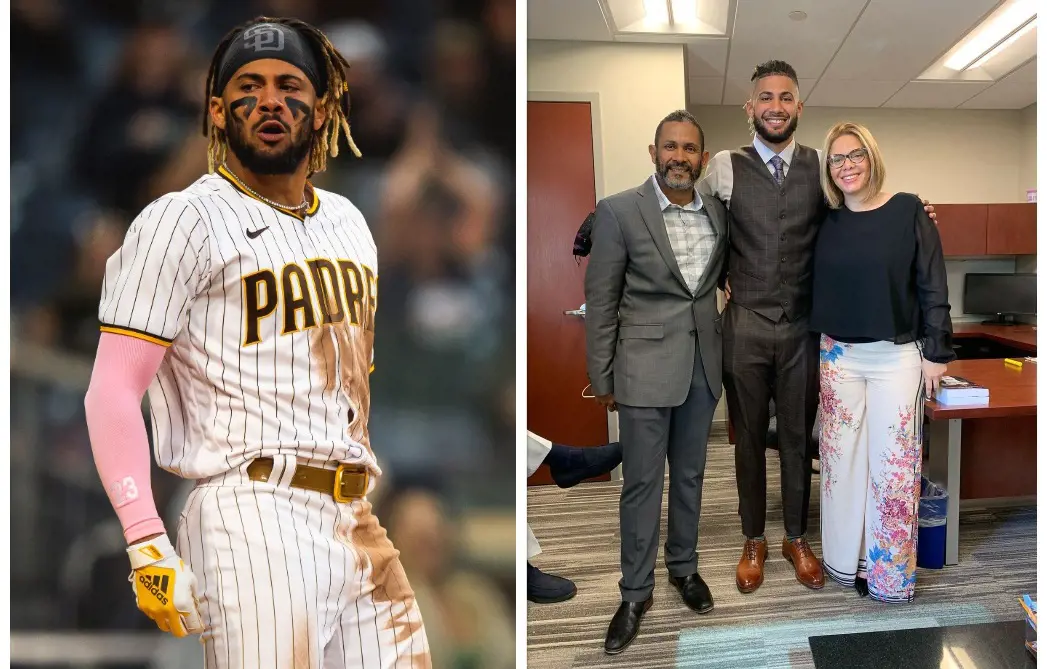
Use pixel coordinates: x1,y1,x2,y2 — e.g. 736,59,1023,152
924,356,1037,565
952,322,1037,352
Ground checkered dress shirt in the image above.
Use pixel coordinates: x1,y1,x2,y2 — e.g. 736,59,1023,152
651,175,717,294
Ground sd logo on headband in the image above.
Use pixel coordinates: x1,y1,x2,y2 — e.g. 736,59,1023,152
243,24,285,52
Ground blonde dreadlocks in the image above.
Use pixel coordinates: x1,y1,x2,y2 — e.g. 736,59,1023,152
202,16,361,175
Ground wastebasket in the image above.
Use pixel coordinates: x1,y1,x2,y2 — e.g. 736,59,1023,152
917,477,948,569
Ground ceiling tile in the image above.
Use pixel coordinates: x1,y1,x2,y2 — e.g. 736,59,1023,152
805,80,907,108
883,81,993,108
725,0,868,82
527,0,612,42
958,80,1037,109
999,59,1037,84
822,0,999,81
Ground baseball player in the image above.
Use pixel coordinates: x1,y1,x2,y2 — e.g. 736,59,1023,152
83,17,431,668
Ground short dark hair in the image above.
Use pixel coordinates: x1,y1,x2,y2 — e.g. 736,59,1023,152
751,59,799,87
654,110,705,152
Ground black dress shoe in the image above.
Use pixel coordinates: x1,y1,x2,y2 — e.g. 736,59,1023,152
604,597,653,655
854,576,869,598
527,563,577,603
546,442,623,488
668,573,714,613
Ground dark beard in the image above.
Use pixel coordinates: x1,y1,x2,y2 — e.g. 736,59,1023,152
656,158,699,190
753,114,798,145
226,109,315,176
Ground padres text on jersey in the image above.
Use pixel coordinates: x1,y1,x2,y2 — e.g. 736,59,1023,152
98,166,379,480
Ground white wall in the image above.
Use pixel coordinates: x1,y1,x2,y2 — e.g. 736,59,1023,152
1019,103,1037,197
528,40,687,198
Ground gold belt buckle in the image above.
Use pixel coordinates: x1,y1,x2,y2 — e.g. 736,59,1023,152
332,463,367,503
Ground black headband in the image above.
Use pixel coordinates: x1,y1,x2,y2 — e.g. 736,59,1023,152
215,22,326,97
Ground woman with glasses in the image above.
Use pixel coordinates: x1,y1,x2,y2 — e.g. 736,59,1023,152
808,122,954,603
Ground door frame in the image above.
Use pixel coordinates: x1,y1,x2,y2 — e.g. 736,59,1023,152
526,92,621,480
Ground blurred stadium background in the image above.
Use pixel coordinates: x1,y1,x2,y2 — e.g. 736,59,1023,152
10,0,517,667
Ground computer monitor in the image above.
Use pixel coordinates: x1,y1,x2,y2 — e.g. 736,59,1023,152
962,273,1037,325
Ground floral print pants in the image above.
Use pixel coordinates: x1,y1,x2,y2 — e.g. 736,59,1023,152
818,335,924,603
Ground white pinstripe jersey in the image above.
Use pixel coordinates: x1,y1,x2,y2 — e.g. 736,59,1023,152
98,166,380,480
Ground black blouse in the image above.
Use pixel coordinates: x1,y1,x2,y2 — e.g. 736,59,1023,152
809,192,955,363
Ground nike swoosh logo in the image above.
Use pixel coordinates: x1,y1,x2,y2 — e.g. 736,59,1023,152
246,227,269,239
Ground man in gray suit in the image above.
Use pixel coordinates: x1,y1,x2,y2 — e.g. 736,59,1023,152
585,110,728,655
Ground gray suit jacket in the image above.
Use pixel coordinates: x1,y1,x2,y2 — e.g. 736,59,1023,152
584,177,729,408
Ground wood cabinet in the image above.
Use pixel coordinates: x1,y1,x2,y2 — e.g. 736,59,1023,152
931,202,1036,257
986,203,1036,255
934,204,987,256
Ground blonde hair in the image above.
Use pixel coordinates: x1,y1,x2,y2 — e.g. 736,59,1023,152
820,122,885,209
203,16,361,175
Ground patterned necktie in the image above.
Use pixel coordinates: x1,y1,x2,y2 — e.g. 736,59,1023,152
770,155,785,186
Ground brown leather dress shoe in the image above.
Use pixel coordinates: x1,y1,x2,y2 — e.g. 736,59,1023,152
736,538,768,593
781,537,825,589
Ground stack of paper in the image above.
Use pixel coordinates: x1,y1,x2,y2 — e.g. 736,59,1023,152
934,376,989,406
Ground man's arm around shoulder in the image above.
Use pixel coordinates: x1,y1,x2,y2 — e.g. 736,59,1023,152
697,150,732,203
584,198,627,400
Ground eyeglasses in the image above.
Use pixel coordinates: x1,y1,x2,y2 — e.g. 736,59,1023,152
827,148,868,169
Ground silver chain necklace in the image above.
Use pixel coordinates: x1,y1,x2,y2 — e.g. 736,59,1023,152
222,163,309,212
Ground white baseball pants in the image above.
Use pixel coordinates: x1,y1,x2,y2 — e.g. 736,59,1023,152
526,432,552,559
817,336,924,604
176,455,432,668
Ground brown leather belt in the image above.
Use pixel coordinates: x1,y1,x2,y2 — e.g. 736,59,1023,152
246,458,369,502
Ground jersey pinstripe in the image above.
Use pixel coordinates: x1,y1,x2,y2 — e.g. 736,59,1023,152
99,167,380,480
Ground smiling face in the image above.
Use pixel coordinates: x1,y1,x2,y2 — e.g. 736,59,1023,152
210,58,327,175
649,120,708,191
747,74,801,147
828,132,869,196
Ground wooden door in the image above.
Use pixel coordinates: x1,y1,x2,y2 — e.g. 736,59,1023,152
527,100,609,486
986,203,1036,255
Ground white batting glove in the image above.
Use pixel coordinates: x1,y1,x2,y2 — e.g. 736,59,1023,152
126,534,204,637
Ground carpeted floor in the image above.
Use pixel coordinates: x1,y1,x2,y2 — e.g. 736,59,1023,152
526,424,1037,668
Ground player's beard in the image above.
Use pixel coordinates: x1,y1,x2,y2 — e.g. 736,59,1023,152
225,108,315,176
656,157,699,190
753,113,798,145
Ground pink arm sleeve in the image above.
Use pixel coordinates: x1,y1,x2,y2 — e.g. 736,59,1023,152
84,332,169,544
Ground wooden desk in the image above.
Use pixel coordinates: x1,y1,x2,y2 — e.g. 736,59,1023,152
952,322,1037,352
924,357,1037,565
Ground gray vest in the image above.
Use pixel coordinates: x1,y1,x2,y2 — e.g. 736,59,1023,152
727,144,826,322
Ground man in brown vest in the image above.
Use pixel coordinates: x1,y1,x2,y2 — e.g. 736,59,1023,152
698,59,826,595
